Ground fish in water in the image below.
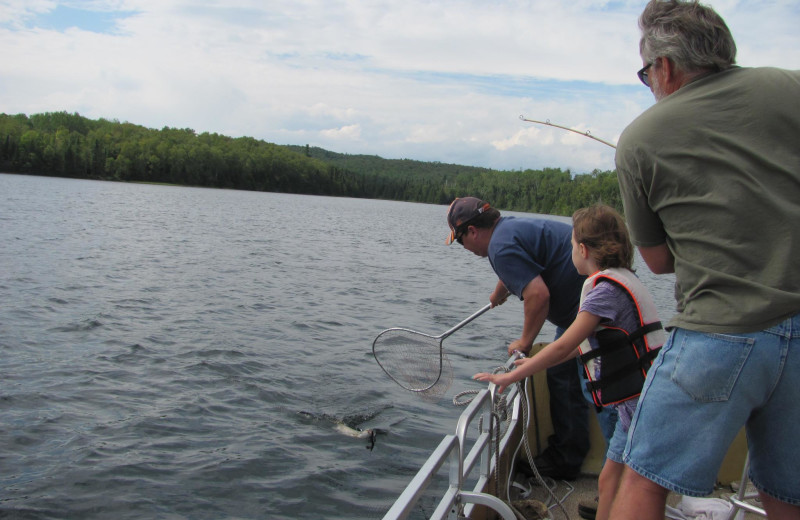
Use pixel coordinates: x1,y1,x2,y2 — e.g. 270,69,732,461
334,423,389,451
334,422,376,450
298,410,388,450
333,422,374,439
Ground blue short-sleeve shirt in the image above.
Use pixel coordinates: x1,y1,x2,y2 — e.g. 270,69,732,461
488,216,585,329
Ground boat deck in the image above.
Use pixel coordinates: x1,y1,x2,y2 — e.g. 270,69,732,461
380,352,758,520
508,469,765,519
507,349,759,520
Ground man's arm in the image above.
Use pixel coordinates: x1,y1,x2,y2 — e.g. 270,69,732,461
508,275,549,355
490,280,510,307
639,244,675,274
475,310,601,393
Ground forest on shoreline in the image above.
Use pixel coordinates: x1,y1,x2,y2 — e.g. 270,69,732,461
1,111,622,216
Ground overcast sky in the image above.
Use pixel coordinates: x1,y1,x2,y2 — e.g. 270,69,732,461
2,1,798,173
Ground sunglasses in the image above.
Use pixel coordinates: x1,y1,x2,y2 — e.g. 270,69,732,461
455,221,478,244
637,63,653,87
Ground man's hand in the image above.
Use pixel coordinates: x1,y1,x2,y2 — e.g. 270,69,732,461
508,338,531,356
490,281,510,308
490,291,509,308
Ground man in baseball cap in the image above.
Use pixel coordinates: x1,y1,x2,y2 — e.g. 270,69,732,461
446,197,492,245
445,196,595,481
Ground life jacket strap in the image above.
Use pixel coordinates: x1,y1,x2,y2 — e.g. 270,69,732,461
584,347,661,392
579,321,662,363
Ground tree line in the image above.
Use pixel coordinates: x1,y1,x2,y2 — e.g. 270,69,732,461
1,111,623,216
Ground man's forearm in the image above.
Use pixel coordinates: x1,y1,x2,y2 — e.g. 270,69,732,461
520,298,549,347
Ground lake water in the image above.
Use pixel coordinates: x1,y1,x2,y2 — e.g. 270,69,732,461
0,173,676,519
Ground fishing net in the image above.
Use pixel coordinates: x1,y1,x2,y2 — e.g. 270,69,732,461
372,328,453,399
373,304,490,400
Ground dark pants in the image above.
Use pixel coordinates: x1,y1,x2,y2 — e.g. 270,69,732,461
543,328,590,469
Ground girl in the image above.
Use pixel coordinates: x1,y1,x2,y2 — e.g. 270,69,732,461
474,204,664,520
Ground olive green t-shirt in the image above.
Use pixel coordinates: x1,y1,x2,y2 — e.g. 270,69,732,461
616,67,800,333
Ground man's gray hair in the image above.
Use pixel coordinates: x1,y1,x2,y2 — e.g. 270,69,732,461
639,0,736,73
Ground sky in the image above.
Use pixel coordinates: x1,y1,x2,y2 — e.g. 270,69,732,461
1,1,799,174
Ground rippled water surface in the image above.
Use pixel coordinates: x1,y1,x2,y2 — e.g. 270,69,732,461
0,173,676,519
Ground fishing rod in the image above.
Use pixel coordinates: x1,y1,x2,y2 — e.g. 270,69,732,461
519,115,617,149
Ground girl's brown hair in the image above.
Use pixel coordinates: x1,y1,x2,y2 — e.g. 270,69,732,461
572,204,634,270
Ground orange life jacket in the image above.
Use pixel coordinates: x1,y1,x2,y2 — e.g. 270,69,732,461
577,268,665,408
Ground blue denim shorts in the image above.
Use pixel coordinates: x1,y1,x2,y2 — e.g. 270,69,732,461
623,313,800,505
605,412,629,464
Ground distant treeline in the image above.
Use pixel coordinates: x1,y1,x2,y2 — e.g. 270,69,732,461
0,111,622,216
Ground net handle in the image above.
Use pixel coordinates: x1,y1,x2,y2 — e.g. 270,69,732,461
436,303,492,340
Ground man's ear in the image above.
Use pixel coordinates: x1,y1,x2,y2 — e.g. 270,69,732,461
658,56,686,93
658,56,674,80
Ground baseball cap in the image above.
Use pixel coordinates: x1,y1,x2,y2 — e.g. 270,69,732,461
446,197,492,245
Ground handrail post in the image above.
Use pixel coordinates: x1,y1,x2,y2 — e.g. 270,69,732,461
382,354,522,520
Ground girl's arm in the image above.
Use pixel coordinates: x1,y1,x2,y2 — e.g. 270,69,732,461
473,310,602,393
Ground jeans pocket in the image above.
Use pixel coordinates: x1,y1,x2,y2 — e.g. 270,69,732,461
671,331,754,402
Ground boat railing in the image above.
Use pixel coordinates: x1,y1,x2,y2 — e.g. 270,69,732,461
381,356,523,520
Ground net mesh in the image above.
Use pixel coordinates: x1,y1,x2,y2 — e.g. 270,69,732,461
373,329,453,398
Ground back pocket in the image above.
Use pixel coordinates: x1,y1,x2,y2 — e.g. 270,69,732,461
671,331,754,402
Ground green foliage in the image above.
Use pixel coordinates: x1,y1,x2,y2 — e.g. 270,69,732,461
0,111,622,216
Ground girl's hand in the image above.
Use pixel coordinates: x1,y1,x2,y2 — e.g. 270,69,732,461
472,372,511,393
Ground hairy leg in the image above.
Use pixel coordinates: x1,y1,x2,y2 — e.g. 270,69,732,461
596,459,623,520
608,466,668,520
759,492,800,519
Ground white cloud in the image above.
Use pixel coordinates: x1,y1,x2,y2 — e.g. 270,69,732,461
493,126,551,152
1,0,798,173
320,124,362,141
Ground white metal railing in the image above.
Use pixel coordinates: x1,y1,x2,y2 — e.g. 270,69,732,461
725,454,766,519
381,359,524,520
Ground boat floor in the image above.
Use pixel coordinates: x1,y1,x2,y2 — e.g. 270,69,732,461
509,471,764,519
